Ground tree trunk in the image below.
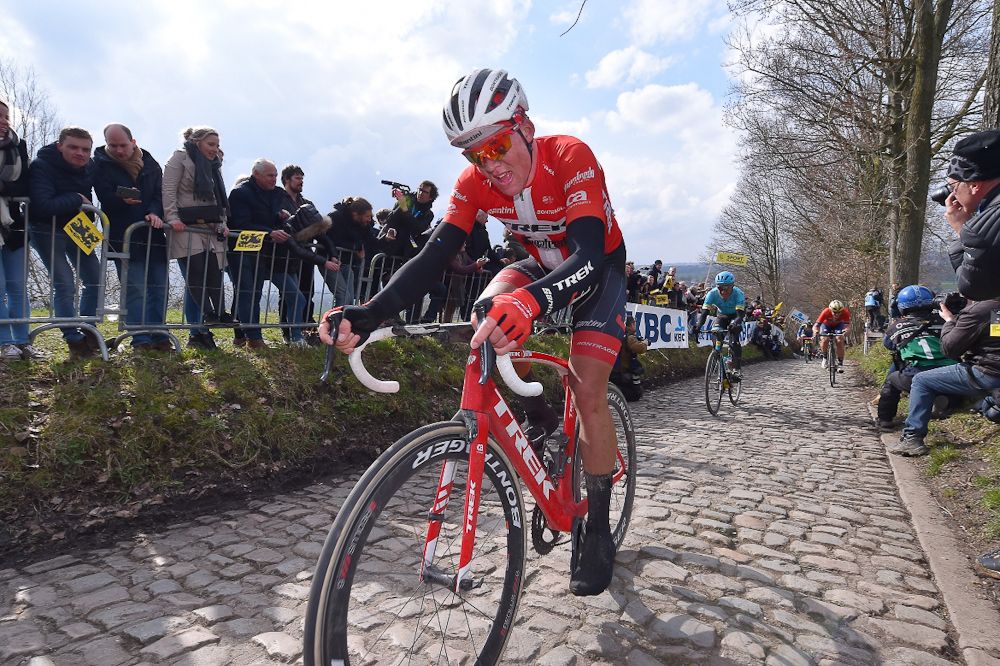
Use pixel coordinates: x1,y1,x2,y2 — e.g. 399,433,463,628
985,0,1000,128
894,0,953,286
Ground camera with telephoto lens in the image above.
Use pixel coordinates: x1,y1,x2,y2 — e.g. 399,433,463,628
930,182,952,206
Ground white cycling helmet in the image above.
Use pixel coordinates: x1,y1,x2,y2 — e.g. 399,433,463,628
443,68,529,150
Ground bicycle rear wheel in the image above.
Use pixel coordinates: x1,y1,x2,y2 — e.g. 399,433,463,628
728,373,742,405
303,422,526,666
705,350,723,415
571,383,638,549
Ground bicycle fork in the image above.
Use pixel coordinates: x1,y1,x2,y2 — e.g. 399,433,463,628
419,409,490,594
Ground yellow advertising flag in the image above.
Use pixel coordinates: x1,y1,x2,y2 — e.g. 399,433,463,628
233,230,267,252
63,212,103,255
715,251,749,266
773,302,784,314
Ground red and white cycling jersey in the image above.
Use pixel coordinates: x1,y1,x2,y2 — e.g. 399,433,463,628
443,135,624,271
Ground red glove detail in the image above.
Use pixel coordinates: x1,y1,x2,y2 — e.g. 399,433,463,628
488,289,542,344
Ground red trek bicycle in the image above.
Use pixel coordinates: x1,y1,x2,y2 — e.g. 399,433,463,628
304,315,637,665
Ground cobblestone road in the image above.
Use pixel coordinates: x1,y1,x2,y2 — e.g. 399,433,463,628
1,359,965,665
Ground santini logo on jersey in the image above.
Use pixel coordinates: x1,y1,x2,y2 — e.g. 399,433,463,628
451,189,468,202
554,261,594,291
489,206,516,216
563,167,595,191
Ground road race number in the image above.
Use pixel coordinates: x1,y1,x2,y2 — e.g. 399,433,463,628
63,212,103,255
234,230,267,252
991,309,1000,337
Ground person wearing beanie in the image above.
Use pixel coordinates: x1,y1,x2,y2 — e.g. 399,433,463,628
942,129,1000,300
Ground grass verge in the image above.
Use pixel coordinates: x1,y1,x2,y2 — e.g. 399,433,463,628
0,322,753,558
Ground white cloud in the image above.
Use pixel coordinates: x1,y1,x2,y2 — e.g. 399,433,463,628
606,83,718,138
585,47,673,88
623,0,720,46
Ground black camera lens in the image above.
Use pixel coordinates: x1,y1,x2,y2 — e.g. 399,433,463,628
930,183,952,206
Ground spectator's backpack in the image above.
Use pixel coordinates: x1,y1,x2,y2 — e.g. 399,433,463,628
887,316,954,369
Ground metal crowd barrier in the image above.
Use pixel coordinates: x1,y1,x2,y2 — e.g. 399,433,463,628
8,202,115,360
0,209,571,360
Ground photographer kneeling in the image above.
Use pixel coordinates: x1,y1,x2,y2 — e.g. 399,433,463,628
610,314,648,401
889,292,1000,456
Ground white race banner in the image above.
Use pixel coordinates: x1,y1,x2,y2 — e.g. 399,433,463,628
626,303,689,349
695,316,758,347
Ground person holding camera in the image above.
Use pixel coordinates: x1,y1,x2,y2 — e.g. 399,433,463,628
610,313,648,401
889,291,1000,456
875,285,956,431
382,179,437,264
93,123,171,352
935,129,1000,300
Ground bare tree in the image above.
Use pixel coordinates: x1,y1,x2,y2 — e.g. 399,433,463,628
985,0,1000,126
0,58,61,158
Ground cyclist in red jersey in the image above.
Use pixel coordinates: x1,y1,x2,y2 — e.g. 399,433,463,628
813,300,852,370
320,68,627,596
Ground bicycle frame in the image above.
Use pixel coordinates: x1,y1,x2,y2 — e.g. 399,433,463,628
424,346,626,592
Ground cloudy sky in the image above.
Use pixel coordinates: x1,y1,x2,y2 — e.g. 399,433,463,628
1,0,739,263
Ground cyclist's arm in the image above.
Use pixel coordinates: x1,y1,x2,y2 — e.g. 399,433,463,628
519,216,606,315
362,222,467,320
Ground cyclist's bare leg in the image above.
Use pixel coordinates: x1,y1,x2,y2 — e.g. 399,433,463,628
835,336,846,363
820,336,829,356
567,353,617,596
568,354,616,475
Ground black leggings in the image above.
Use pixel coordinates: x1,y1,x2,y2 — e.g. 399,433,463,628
185,251,225,319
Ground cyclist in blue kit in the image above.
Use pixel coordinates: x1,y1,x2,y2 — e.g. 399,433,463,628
692,271,747,380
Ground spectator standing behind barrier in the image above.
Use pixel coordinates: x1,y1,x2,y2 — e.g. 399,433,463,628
385,180,437,262
227,158,308,349
162,126,230,350
0,99,42,361
625,261,642,303
28,126,101,360
864,286,884,331
324,197,373,307
276,164,335,344
649,259,664,288
93,124,171,353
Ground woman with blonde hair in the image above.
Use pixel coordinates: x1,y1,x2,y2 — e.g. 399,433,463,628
162,126,230,349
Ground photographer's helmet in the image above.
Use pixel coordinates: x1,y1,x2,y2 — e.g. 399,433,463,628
443,69,529,150
715,271,736,286
829,300,845,313
897,284,935,314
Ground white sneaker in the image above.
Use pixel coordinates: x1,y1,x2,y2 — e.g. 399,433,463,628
0,343,23,360
18,344,46,359
287,339,309,349
821,358,829,369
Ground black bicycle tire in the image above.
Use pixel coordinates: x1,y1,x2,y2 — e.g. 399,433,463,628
705,349,722,416
303,421,527,666
571,383,638,549
829,341,837,387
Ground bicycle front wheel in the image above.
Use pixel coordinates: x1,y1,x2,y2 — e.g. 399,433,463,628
828,344,837,387
304,422,527,666
705,350,723,415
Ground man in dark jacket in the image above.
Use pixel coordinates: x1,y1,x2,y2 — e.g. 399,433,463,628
28,126,101,359
943,129,1000,299
382,180,437,265
92,123,170,352
323,196,373,307
227,158,307,347
889,295,1000,456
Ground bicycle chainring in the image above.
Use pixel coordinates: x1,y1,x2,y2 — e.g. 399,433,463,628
531,505,563,555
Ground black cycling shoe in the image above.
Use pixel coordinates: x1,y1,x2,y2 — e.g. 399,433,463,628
570,520,615,596
521,407,560,454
